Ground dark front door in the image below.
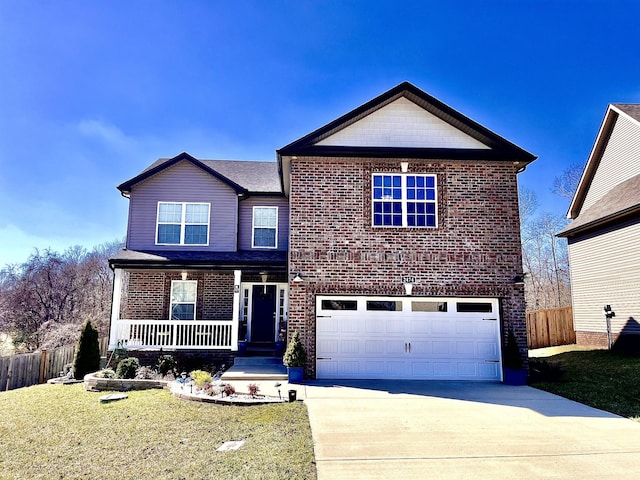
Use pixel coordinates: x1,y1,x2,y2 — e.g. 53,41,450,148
251,285,277,342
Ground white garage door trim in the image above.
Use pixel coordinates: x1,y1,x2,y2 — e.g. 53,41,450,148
316,295,503,380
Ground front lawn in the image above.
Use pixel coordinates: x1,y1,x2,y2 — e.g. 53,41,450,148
530,349,640,421
0,383,316,480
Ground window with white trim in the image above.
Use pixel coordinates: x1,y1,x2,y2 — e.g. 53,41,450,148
156,202,210,245
170,280,197,320
252,206,278,248
372,174,437,227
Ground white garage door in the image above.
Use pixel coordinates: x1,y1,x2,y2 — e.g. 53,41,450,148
316,296,502,380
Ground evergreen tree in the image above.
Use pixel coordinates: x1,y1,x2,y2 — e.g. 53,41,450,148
73,320,100,379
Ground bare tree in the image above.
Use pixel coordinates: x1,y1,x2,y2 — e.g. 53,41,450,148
519,189,571,311
0,240,122,351
552,162,584,201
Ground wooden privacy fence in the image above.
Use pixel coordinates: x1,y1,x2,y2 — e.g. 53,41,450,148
0,337,109,391
526,306,576,349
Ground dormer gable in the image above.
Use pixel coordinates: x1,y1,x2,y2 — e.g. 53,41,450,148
118,152,248,196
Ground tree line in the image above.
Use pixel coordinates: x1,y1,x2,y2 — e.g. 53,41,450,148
0,241,122,352
519,163,582,311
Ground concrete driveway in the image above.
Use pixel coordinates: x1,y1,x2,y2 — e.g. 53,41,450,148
299,381,640,479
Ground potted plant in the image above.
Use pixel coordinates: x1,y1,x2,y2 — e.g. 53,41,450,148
503,329,527,385
237,337,247,356
283,330,306,383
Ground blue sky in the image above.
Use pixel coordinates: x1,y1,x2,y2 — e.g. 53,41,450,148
1,1,638,267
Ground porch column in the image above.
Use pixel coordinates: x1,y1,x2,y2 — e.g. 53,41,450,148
231,269,241,350
108,268,124,349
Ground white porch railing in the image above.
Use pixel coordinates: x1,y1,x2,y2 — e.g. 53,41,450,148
110,320,237,350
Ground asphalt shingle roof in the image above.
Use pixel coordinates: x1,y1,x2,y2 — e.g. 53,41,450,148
614,104,640,122
142,157,281,193
109,248,287,269
558,173,640,236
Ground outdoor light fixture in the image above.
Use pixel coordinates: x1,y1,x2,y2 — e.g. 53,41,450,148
292,273,303,283
275,382,282,400
514,273,526,285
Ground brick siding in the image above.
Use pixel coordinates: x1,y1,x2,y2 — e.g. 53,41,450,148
119,270,234,320
287,157,527,378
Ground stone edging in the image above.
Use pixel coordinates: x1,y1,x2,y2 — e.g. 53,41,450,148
83,373,170,392
83,373,289,405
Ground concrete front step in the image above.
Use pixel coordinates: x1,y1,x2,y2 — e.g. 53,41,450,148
221,356,287,381
233,356,284,366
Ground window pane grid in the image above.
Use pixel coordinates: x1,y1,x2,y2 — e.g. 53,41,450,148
157,202,209,245
372,174,437,228
252,207,278,248
170,281,197,320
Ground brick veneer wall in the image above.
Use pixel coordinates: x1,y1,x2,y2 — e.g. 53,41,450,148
287,157,527,378
120,270,234,320
576,331,610,348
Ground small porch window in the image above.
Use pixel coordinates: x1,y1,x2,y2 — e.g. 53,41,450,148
170,280,197,320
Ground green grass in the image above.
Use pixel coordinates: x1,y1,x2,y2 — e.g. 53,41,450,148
530,349,640,421
0,384,316,480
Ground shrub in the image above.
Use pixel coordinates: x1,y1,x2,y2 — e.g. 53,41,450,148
204,384,220,396
190,370,212,390
135,366,155,379
94,369,116,379
283,331,307,367
116,357,140,379
503,329,523,370
156,355,177,377
73,320,101,379
248,383,259,397
222,383,235,396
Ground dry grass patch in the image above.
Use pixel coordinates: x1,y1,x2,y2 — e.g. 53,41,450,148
0,383,316,479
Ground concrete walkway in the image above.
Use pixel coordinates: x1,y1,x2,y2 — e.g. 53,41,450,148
301,380,640,479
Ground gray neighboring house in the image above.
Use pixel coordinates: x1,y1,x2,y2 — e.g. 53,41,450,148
558,104,640,347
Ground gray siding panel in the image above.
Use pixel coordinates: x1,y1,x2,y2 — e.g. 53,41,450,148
568,218,640,335
238,196,289,250
582,114,640,212
127,160,238,251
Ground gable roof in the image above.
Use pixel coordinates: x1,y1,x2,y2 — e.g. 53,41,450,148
557,173,640,237
277,82,536,160
277,82,536,194
567,104,640,220
117,152,281,196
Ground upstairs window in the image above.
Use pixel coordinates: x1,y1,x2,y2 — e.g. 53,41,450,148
170,280,197,320
252,206,278,248
372,174,437,227
156,202,210,245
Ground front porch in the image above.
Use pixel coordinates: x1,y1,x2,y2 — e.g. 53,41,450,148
109,319,236,350
108,251,289,352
